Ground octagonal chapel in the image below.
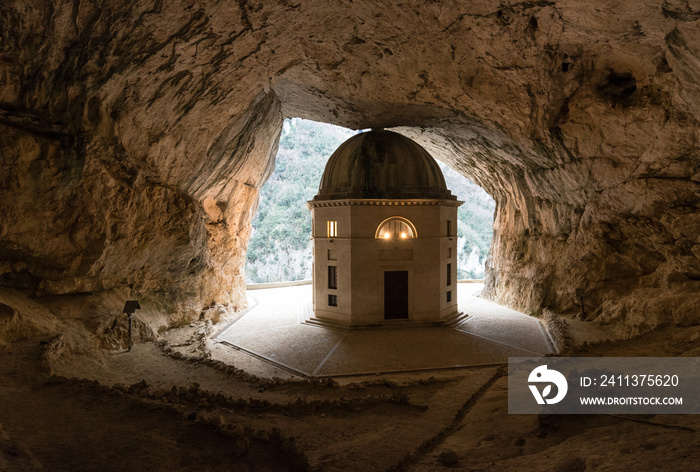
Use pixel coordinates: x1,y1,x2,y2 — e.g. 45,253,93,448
307,130,464,329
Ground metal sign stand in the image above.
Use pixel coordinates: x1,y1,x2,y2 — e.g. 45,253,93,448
128,313,134,351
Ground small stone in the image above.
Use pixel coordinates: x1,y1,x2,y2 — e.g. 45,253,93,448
12,261,27,272
131,379,148,394
220,422,245,438
438,449,459,466
233,437,249,457
210,415,225,428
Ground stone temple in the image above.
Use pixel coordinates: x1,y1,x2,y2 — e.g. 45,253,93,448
307,130,463,328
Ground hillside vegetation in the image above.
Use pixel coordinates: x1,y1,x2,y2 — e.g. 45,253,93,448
245,119,495,283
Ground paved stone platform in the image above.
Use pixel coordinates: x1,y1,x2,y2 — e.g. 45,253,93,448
214,283,555,377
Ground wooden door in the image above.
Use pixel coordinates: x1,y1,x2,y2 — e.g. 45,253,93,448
384,271,408,319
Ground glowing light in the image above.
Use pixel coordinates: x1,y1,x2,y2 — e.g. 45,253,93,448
375,217,417,239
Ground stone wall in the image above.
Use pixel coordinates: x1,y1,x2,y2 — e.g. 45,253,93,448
0,0,698,335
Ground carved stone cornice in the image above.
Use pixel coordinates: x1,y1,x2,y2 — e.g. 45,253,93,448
307,198,464,209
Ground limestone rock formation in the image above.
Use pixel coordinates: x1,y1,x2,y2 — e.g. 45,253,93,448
0,0,698,338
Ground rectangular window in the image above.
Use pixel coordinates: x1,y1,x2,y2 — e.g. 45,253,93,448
447,220,452,237
328,266,337,289
447,247,452,259
447,263,452,286
328,294,337,307
447,291,452,303
327,220,338,238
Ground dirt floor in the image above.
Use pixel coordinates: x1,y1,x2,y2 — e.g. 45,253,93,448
1,316,699,471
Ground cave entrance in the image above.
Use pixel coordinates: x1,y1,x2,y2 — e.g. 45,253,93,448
244,118,496,285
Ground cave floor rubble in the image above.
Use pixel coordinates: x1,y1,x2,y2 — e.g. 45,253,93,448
5,322,698,471
213,283,555,377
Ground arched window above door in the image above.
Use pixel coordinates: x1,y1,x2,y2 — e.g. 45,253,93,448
375,217,417,240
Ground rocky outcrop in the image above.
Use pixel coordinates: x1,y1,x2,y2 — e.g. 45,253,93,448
0,0,698,336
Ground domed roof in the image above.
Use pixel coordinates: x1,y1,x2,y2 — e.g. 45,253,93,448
314,130,455,201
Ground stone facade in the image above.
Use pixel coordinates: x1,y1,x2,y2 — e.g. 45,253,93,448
309,200,461,327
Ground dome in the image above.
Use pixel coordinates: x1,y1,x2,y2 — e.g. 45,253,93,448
314,130,455,201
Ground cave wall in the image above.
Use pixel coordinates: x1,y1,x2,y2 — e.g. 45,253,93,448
0,0,698,334
0,0,283,316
